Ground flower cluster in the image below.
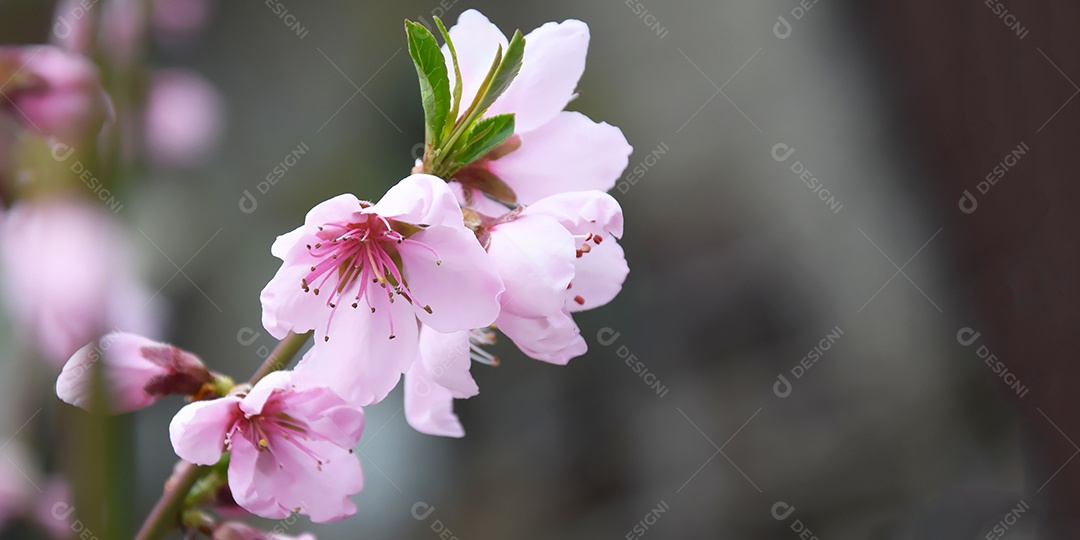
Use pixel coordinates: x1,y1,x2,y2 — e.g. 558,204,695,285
49,8,631,537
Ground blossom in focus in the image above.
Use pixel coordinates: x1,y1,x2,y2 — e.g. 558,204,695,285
444,10,632,205
484,191,628,364
0,46,111,144
170,371,365,522
145,68,226,168
404,326,498,437
211,521,316,540
261,174,503,406
56,332,212,414
0,197,162,366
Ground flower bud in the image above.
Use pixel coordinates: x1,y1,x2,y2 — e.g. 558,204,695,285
56,333,212,414
145,69,225,168
0,46,111,144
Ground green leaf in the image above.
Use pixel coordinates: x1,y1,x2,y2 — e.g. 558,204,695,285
453,114,515,168
405,20,452,148
434,16,462,138
474,30,525,115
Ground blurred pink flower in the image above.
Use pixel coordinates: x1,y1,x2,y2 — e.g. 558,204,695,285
99,0,147,68
403,327,483,437
33,476,73,539
56,332,211,414
486,191,628,364
262,174,503,406
169,371,365,523
212,522,316,540
145,69,226,168
444,10,632,204
0,197,162,367
50,0,95,56
153,0,214,47
0,46,111,144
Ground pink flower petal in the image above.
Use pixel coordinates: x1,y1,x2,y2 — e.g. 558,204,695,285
294,283,418,406
487,214,576,318
445,9,508,117
229,431,362,523
486,20,590,132
565,237,628,312
404,362,465,438
523,189,625,238
169,397,241,465
488,112,632,204
418,327,477,399
398,225,503,332
270,194,362,259
364,174,463,228
497,310,587,365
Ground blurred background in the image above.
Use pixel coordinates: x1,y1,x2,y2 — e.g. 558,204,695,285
1,0,1076,538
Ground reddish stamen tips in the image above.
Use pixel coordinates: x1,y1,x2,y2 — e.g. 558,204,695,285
593,235,603,245
580,243,592,254
388,335,396,340
324,336,330,342
423,305,433,314
574,295,585,305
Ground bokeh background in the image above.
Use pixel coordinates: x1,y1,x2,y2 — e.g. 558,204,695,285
3,0,1077,538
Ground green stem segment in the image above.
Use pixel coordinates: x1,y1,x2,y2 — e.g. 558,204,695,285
133,331,312,540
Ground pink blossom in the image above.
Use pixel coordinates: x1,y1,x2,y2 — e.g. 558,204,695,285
170,371,365,523
0,197,162,366
485,191,627,364
56,332,211,414
145,68,226,168
212,521,316,540
51,0,96,56
403,327,492,437
0,46,111,144
153,0,214,47
99,0,147,68
261,174,503,406
444,10,632,204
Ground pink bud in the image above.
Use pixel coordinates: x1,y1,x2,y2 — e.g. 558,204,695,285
0,46,111,144
153,0,214,47
144,69,225,168
56,332,211,414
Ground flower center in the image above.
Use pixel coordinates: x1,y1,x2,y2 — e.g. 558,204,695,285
301,213,440,341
